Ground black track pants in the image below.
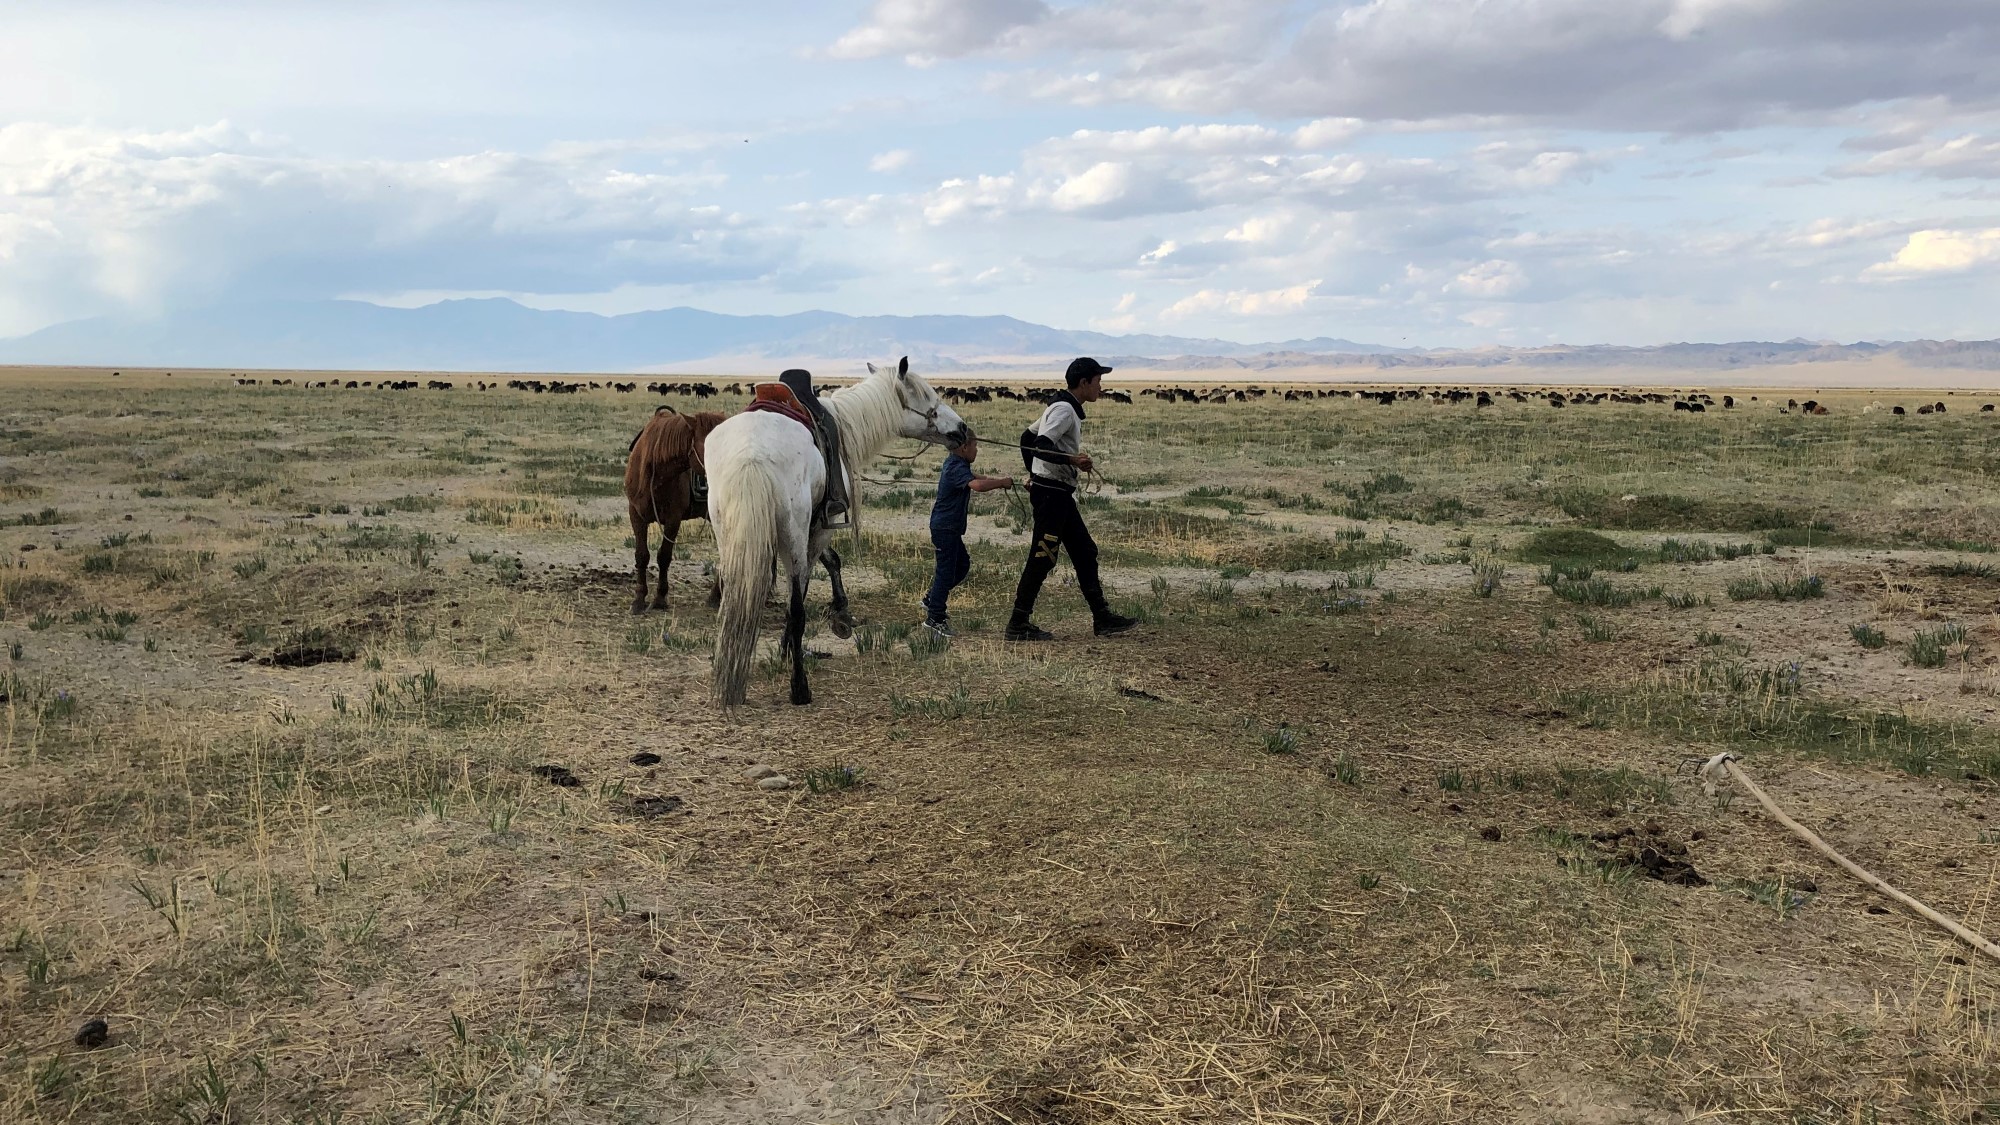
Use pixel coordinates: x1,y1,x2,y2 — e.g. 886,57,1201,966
1010,483,1108,624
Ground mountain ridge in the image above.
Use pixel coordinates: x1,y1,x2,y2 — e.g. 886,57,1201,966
1,298,1996,373
0,298,1400,372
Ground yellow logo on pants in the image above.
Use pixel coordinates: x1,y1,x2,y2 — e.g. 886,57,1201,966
1034,533,1061,561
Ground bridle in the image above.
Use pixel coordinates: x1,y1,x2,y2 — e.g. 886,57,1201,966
902,388,950,444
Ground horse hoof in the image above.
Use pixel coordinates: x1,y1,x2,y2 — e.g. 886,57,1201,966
631,602,648,616
828,615,854,640
790,687,813,706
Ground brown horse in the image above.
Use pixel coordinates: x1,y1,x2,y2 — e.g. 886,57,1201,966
623,403,859,629
625,407,728,614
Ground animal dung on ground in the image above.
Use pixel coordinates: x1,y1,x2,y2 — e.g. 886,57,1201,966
1479,825,1502,841
74,1018,109,1049
1066,935,1122,970
628,795,683,818
266,630,357,668
629,752,662,767
756,775,793,791
1117,685,1164,702
530,764,581,788
1575,823,1707,885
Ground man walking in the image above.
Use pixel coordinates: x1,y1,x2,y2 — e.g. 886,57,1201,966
1005,357,1139,641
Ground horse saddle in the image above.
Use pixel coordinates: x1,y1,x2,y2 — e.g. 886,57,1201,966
776,369,849,529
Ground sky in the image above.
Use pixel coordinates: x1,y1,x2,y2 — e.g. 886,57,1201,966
2,0,1998,347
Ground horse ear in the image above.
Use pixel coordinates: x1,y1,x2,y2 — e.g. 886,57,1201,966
898,356,909,378
867,362,878,375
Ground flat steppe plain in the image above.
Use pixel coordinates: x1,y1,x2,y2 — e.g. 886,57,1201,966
3,368,1998,1123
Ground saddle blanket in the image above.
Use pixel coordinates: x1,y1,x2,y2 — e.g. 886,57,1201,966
744,383,813,431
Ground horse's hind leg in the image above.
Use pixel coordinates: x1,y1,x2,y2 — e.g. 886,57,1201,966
653,514,681,611
629,510,651,615
821,547,853,639
785,568,812,706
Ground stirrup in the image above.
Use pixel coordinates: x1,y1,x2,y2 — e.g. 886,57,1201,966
819,501,850,530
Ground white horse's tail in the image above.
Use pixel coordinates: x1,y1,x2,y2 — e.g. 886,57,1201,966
712,467,779,707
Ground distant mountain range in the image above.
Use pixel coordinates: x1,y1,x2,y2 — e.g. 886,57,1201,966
0,298,1401,373
1,298,1995,374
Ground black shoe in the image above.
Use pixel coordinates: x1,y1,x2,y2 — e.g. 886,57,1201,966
1004,621,1053,642
1093,612,1139,637
924,617,956,639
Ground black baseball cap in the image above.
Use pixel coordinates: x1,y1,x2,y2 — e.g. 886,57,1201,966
1065,357,1113,386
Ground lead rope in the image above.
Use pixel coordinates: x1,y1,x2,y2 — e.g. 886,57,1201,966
1698,752,2000,964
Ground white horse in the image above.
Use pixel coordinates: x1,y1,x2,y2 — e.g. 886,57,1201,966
706,357,969,707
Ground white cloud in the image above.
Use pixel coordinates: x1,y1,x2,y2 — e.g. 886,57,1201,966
1163,280,1321,319
1292,117,1366,150
1471,141,1620,189
869,149,915,173
1864,228,2000,278
1837,132,2000,180
852,0,2000,133
1090,291,1142,331
826,0,1050,62
908,127,1599,232
920,174,1021,223
1446,259,1530,298
1656,0,1787,40
0,121,794,334
1040,123,1286,159
1783,218,1911,250
1050,161,1135,211
1225,215,1286,243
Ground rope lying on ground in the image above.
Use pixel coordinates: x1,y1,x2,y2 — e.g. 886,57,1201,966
1698,752,2000,964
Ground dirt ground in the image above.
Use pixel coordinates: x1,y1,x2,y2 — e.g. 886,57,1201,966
2,368,1998,1123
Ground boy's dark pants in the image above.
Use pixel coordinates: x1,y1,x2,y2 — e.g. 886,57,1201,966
924,530,971,619
1009,482,1110,624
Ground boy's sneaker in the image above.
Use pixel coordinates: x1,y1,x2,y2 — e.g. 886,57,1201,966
1004,621,1054,642
924,617,956,639
1092,612,1140,637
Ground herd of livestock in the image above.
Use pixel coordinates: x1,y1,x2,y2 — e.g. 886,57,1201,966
210,373,1999,416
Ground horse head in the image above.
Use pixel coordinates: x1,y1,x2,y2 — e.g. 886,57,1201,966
867,356,970,449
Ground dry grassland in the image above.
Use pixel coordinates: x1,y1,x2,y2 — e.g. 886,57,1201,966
3,369,2000,1123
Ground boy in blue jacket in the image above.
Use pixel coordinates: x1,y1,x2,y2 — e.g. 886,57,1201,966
923,434,1014,637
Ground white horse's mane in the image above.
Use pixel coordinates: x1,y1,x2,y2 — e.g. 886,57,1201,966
821,365,918,538
822,365,906,469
